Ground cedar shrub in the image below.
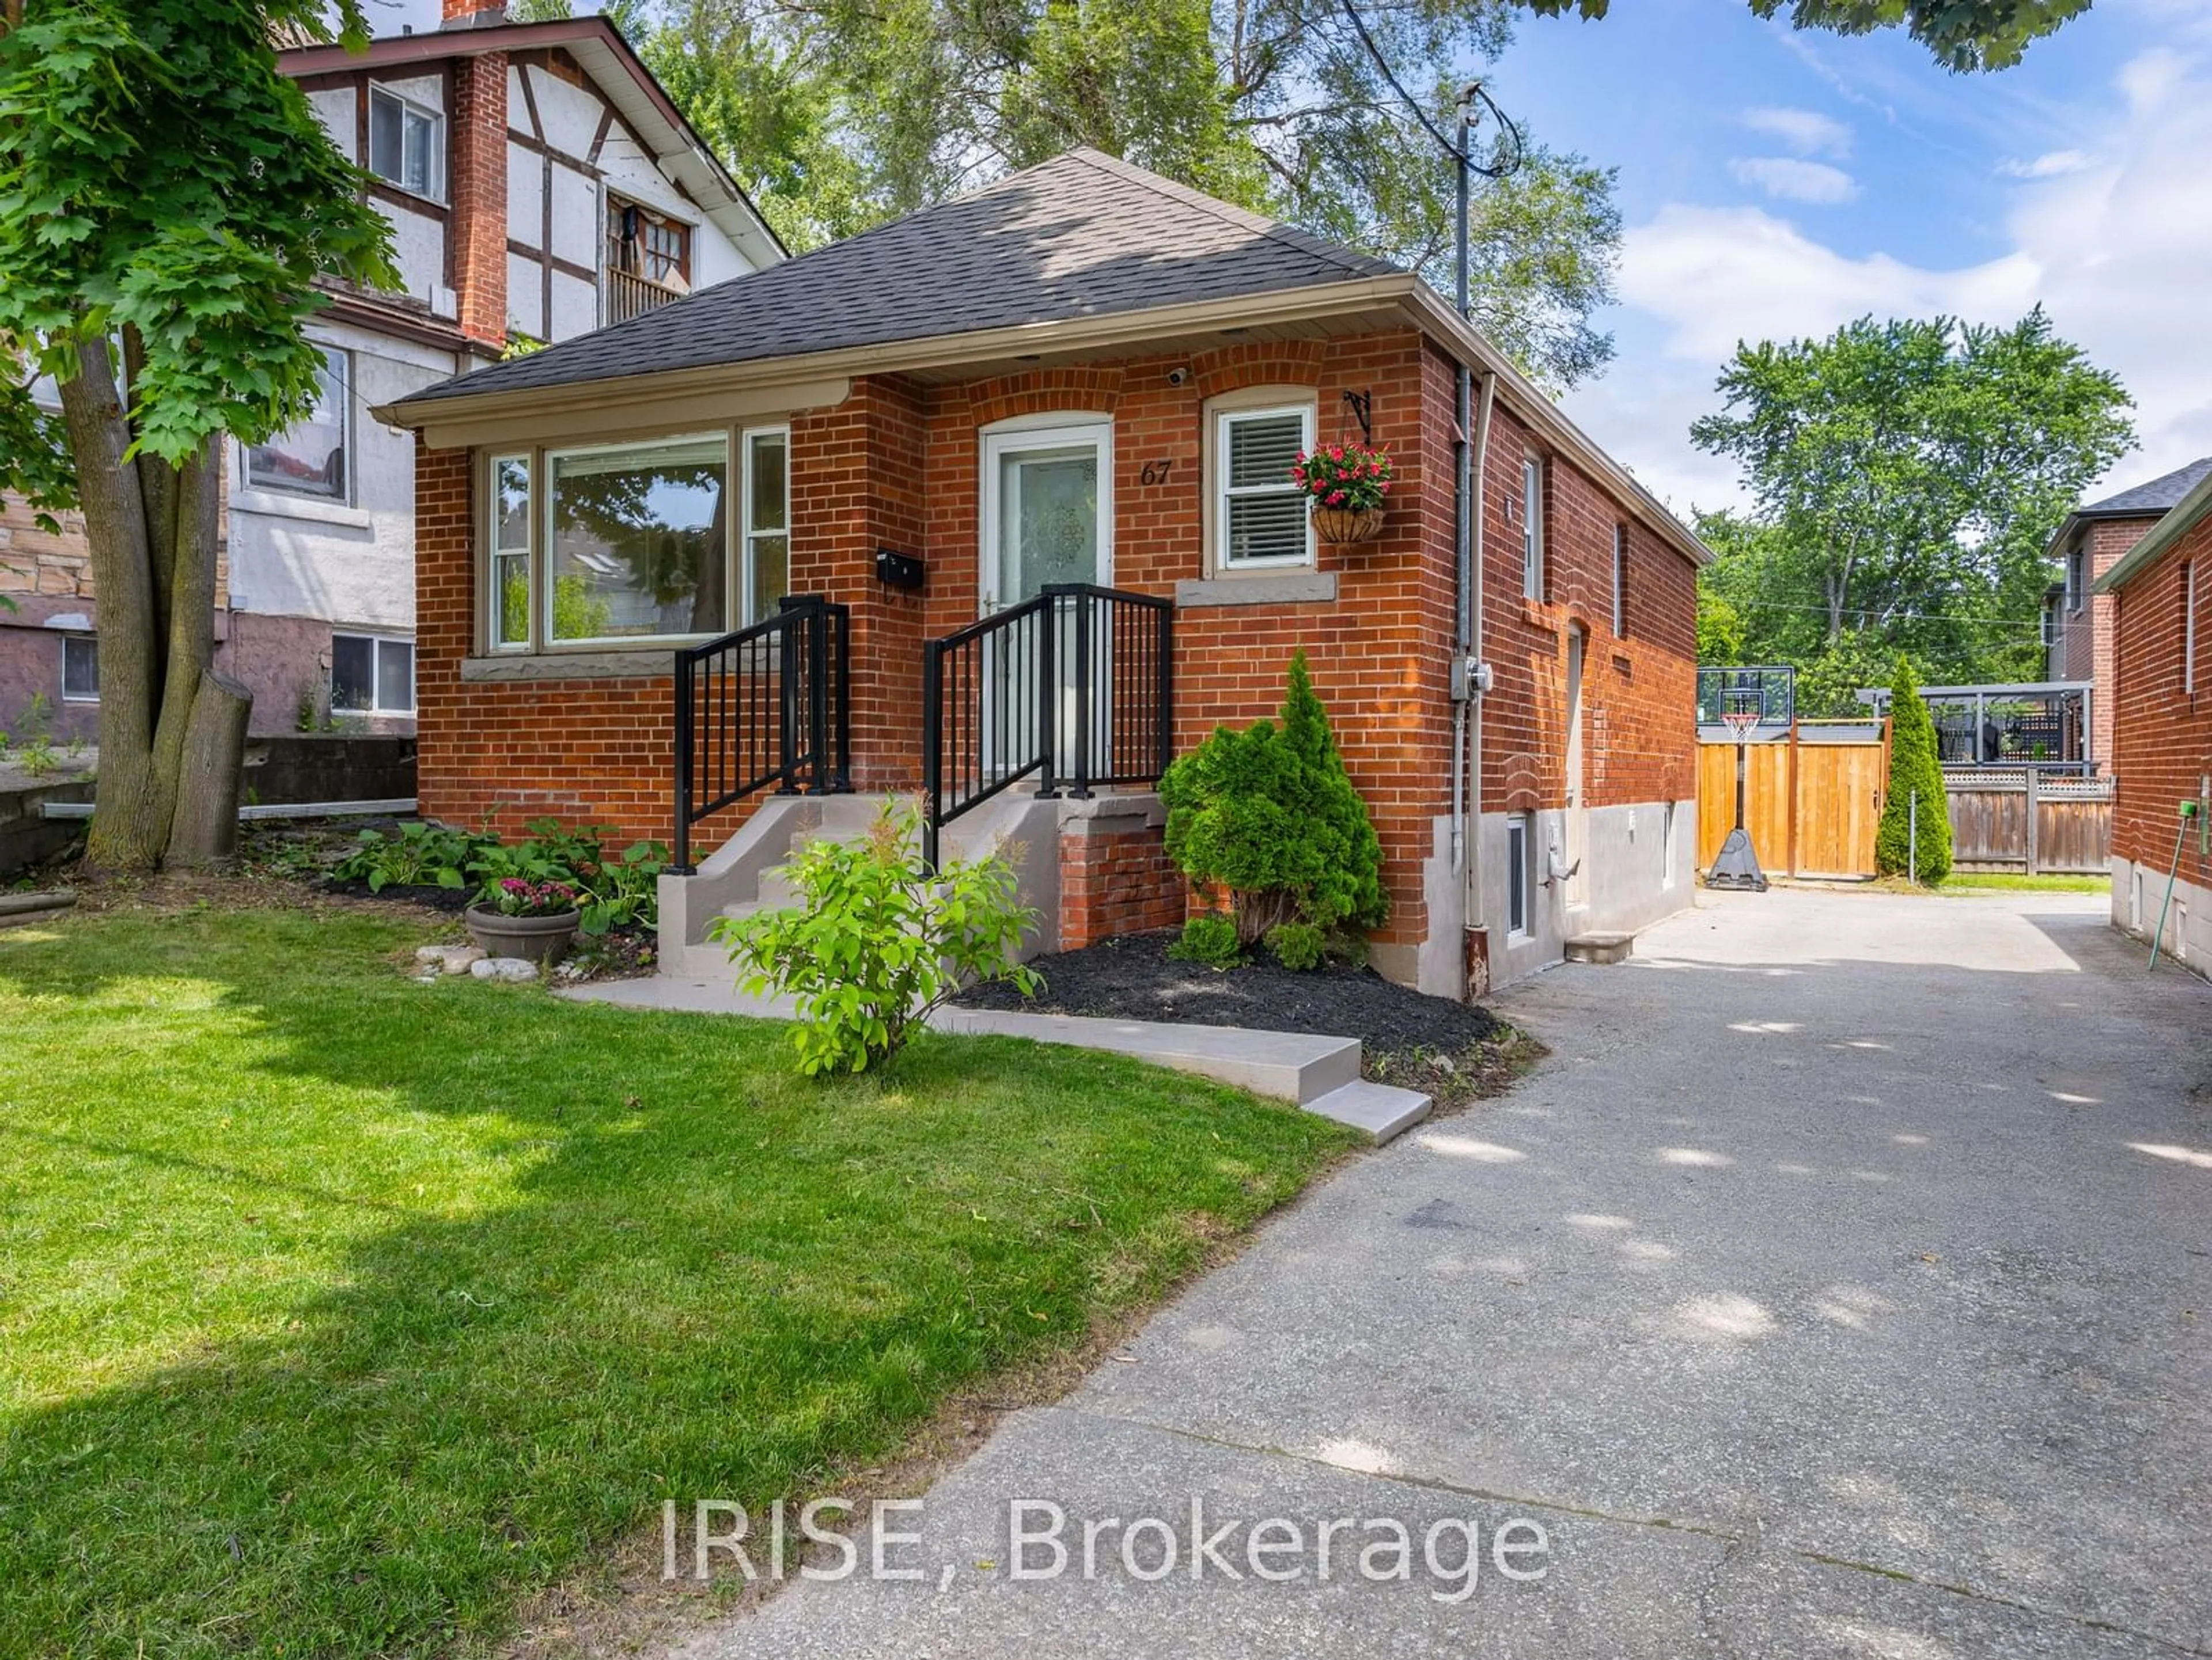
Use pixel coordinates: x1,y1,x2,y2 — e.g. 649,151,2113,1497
1875,657,1953,884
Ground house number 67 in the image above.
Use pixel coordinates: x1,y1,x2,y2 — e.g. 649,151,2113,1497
1139,460,1175,487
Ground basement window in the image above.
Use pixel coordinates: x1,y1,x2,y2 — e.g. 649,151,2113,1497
332,634,415,715
62,634,98,703
1506,813,1531,938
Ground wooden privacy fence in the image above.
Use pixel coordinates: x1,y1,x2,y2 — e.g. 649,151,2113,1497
1944,770,2112,874
1697,721,1889,880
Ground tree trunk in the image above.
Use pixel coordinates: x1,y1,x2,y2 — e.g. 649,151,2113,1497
58,340,248,872
164,671,253,867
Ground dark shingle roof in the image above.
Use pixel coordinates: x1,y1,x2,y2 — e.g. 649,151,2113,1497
406,149,1403,407
2078,456,2212,518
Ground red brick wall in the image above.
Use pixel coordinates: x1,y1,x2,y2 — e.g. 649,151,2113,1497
2054,516,2156,775
2108,518,2211,886
447,52,508,350
1476,402,1697,817
1059,821,1184,949
411,329,1702,954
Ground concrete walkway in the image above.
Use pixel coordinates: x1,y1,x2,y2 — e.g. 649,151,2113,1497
675,889,2212,1659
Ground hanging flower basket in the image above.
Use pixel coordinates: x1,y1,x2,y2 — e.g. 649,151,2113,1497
1311,505,1386,544
1291,440,1393,547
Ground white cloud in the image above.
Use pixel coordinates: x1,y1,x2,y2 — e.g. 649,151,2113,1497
1998,149,2093,179
1741,105,1853,158
1726,157,1862,204
1565,48,2212,518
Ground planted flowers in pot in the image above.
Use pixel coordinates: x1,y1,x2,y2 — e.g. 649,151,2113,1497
1293,440,1393,544
465,878,582,964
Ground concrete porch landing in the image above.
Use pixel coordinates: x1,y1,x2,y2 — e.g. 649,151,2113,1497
559,973,1430,1143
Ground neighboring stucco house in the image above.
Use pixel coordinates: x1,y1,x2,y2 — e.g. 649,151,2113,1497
0,4,781,744
380,149,1709,997
2043,456,2212,774
2094,471,2211,976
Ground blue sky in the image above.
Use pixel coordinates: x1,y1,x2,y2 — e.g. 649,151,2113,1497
373,0,2209,519
1487,0,2212,516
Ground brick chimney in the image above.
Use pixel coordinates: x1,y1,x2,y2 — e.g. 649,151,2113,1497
446,47,508,350
442,1,507,26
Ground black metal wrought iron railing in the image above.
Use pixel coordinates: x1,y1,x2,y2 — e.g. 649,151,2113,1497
672,593,850,871
921,583,1173,866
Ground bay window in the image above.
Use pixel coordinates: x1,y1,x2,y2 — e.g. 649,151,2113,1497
487,427,790,653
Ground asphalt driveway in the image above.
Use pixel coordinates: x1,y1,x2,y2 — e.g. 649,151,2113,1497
682,888,2212,1658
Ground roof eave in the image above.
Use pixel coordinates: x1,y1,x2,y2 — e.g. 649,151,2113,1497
2093,471,2212,594
1397,285,1714,571
377,272,1423,433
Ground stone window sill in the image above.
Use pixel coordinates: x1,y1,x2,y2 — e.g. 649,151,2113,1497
1175,570,1336,608
460,649,677,682
230,489,375,531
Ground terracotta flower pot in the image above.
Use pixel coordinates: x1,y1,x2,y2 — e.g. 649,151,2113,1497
1311,505,1385,545
464,904,581,964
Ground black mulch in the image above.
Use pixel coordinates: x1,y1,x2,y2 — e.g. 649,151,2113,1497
955,928,1503,1056
313,876,474,914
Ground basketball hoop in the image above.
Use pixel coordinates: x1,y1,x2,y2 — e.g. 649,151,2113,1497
1721,708,1760,746
1709,695,1770,892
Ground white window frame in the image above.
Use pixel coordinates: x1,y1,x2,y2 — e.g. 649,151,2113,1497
543,431,732,649
488,453,533,652
2187,559,2199,697
1506,812,1531,939
1661,800,1677,889
1612,522,1628,637
1214,402,1316,572
1521,454,1545,602
61,634,98,704
978,416,1115,608
741,426,791,628
245,343,350,504
2066,543,2085,614
367,85,446,203
329,632,415,716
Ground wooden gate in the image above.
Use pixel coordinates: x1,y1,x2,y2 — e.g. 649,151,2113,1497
1945,771,2112,874
1698,722,1889,879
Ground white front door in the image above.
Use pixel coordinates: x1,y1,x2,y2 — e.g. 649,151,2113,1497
980,422,1112,777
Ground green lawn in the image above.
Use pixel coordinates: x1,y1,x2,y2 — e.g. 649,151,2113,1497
1938,871,2111,893
0,904,1353,1657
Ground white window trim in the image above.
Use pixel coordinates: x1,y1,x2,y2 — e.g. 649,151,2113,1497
1506,812,1532,939
2067,544,2085,614
540,431,736,650
1611,522,1628,637
741,425,791,628
1521,455,1545,602
978,416,1114,610
244,342,350,506
1214,402,1316,572
2186,559,2199,697
367,84,447,204
61,634,99,704
488,452,533,653
1661,801,1677,889
331,632,415,716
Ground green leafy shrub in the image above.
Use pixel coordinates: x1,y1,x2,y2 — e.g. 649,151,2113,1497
709,802,1041,1076
332,820,490,893
1264,920,1326,971
1875,657,1953,884
1160,650,1387,954
334,818,668,933
1167,911,1242,967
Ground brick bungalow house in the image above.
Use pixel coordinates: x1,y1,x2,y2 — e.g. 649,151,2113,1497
2043,456,2212,773
2094,470,2211,975
380,149,1708,998
0,5,780,745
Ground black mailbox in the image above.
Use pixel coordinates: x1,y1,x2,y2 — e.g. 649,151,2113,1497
875,547,925,591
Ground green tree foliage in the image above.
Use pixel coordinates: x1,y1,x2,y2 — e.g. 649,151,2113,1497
1876,658,1952,884
0,0,396,869
1690,310,2133,713
1161,650,1387,960
1520,0,2086,71
619,0,1622,389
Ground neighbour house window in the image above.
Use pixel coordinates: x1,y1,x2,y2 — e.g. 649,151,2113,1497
1521,455,1545,601
1612,522,1628,636
331,634,415,715
245,344,348,501
61,635,98,703
1506,813,1530,937
1217,404,1315,569
2066,544,2085,613
488,429,788,652
368,86,444,200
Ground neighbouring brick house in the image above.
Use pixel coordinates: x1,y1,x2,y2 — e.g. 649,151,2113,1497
2094,471,2211,976
2043,456,2212,775
0,5,779,745
381,149,1708,997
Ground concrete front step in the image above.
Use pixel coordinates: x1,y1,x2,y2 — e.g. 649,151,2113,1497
1302,1079,1433,1144
930,1007,1362,1104
1565,931,1634,965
